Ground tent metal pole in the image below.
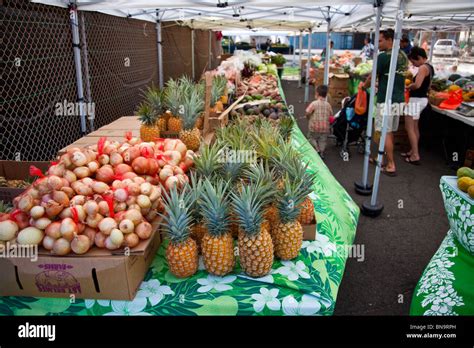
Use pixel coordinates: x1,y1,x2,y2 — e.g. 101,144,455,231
156,12,164,89
208,30,212,70
292,31,297,67
228,36,231,53
362,0,405,217
69,3,87,135
80,12,94,132
298,30,303,88
429,31,435,62
304,29,312,102
191,28,195,79
355,1,382,195
324,19,331,86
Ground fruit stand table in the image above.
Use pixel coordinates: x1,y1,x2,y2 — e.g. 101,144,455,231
0,84,360,316
410,176,474,315
431,105,474,127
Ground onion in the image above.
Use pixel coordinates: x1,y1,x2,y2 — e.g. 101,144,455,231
76,184,93,196
163,150,182,166
77,222,86,234
164,176,179,190
84,149,97,163
82,177,94,187
132,157,149,175
18,194,34,212
176,174,189,188
47,175,63,191
140,182,153,196
60,153,73,169
114,211,127,223
26,188,40,200
73,166,91,179
124,209,143,226
45,200,63,218
71,151,88,167
86,213,103,228
17,227,44,245
94,232,107,248
59,207,72,219
119,219,135,234
42,236,55,250
53,238,71,255
48,163,66,177
183,150,195,168
110,152,123,166
98,217,117,235
147,159,159,175
114,188,128,203
34,217,52,230
41,194,52,205
123,146,140,164
126,196,137,206
98,201,110,216
159,166,174,182
60,178,70,188
105,237,120,250
87,160,99,173
53,190,70,206
126,183,140,196
114,163,132,176
146,209,158,222
61,186,75,198
109,228,124,246
122,172,137,179
82,227,96,247
137,195,151,209
60,218,78,241
96,165,114,183
132,176,146,185
98,154,110,165
70,195,86,206
175,140,188,157
173,166,184,175
71,235,91,254
30,206,45,219
0,220,19,241
128,204,141,211
63,170,77,184
124,233,140,248
135,221,152,240
149,186,161,202
115,202,127,212
92,181,109,194
84,201,99,217
45,221,61,239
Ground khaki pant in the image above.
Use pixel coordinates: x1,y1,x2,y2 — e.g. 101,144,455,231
308,132,328,153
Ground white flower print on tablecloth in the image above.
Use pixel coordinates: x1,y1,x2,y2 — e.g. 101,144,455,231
136,279,174,306
459,204,470,222
104,298,151,316
251,288,281,313
274,260,311,281
84,299,110,309
238,273,274,284
196,275,236,293
302,233,337,257
416,231,464,316
282,294,321,316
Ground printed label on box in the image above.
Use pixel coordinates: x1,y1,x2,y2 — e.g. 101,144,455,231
35,263,81,294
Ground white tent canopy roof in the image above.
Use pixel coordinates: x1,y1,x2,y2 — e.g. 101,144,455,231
33,0,474,31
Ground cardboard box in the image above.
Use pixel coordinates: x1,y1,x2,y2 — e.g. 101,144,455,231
0,161,50,203
302,218,317,240
464,149,474,168
0,219,162,300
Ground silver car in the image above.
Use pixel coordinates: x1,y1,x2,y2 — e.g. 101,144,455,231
433,39,460,57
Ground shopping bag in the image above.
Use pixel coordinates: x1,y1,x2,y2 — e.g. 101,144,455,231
355,83,367,115
439,89,463,110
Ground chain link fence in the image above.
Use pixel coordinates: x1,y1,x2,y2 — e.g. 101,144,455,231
2,1,219,161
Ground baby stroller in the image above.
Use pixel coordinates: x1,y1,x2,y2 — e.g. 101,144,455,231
331,92,369,160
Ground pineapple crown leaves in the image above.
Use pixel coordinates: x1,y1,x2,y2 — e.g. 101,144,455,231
250,122,283,161
136,101,157,126
230,183,266,237
143,84,164,115
188,172,204,220
163,78,183,116
271,140,301,177
278,115,295,142
181,84,205,130
199,178,232,237
211,75,227,106
0,200,13,213
219,160,248,185
159,185,194,245
276,175,312,224
193,142,224,179
242,160,277,206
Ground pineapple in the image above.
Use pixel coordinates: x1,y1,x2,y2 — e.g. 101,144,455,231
210,76,227,113
137,102,160,142
195,112,204,130
194,143,223,179
179,79,204,151
278,115,295,143
188,173,206,253
199,178,235,276
161,186,198,278
231,183,274,277
164,78,183,132
144,85,167,132
272,175,314,260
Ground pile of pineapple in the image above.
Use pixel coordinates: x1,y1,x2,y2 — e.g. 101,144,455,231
137,75,228,152
161,116,316,279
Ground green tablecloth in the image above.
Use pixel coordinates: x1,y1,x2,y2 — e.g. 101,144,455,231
0,80,359,316
410,176,474,315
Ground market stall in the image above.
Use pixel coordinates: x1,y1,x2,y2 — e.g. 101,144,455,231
0,52,359,316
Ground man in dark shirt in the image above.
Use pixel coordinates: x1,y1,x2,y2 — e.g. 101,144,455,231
400,35,412,55
365,29,408,176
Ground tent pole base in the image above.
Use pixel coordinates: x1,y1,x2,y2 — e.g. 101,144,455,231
354,181,373,195
361,201,383,217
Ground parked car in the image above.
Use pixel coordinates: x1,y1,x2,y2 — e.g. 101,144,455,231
433,39,460,57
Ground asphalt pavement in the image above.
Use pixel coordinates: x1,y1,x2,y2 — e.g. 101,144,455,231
281,79,453,315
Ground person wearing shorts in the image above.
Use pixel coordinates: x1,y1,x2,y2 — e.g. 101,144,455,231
403,47,434,165
365,29,408,176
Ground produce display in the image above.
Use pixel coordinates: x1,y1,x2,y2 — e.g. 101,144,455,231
0,136,195,255
230,100,290,122
236,73,282,101
429,73,474,104
0,177,30,189
457,167,474,199
312,51,355,69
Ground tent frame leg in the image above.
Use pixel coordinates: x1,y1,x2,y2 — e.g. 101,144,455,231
304,28,312,103
298,30,303,88
156,11,164,89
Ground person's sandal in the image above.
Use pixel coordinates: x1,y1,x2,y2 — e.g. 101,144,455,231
405,157,421,165
381,168,397,177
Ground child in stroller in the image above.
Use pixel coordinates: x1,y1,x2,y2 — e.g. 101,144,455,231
331,91,369,159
